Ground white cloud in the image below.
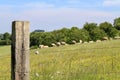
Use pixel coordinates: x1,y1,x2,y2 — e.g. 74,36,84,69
103,0,120,6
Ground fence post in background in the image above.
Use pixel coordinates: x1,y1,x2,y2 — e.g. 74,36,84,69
11,21,30,80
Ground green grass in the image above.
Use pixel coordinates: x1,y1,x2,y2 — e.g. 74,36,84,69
0,45,10,56
1,40,120,80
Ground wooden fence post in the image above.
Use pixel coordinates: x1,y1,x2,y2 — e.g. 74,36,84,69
11,21,30,80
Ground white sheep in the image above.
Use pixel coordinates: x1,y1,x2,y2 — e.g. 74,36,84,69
43,46,49,48
51,43,56,47
56,42,61,46
79,40,83,44
39,45,44,48
96,40,101,42
61,41,66,45
89,41,94,43
35,50,39,54
72,40,76,44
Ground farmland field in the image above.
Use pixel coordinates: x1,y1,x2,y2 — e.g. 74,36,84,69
0,40,120,80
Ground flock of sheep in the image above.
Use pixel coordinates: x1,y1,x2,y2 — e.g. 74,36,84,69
39,40,79,48
35,39,105,54
35,36,120,54
38,38,108,48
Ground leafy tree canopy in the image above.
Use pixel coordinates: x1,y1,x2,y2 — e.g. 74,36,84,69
114,17,120,30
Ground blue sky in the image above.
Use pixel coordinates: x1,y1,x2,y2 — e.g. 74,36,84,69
0,0,120,33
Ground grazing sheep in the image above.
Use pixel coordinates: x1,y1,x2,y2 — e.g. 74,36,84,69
102,37,108,41
39,45,44,48
35,50,39,54
89,41,94,43
61,41,66,45
39,45,49,48
114,36,120,40
79,40,82,44
43,46,49,48
51,43,56,47
72,40,76,44
84,42,88,44
56,42,61,46
96,40,101,42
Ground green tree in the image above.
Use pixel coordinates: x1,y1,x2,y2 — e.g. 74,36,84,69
0,34,3,40
52,28,70,42
3,32,11,40
83,22,97,32
30,32,43,47
68,27,81,42
83,23,102,41
90,28,107,41
109,28,118,38
79,29,90,42
99,22,118,38
114,17,120,30
41,32,56,46
1,32,11,45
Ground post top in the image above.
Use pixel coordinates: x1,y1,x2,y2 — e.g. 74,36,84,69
12,21,29,23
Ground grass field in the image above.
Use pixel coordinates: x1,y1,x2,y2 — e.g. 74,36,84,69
0,45,10,56
0,40,120,80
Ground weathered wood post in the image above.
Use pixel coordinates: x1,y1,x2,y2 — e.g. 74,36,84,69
11,21,30,80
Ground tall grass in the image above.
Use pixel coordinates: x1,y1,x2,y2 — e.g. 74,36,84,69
0,45,10,56
0,40,120,80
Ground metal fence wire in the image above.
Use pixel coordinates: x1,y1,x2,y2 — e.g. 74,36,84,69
0,47,120,80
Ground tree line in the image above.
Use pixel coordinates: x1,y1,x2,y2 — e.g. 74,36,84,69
30,17,120,47
0,17,120,47
0,32,11,45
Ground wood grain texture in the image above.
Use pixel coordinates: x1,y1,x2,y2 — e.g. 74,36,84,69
11,21,30,80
